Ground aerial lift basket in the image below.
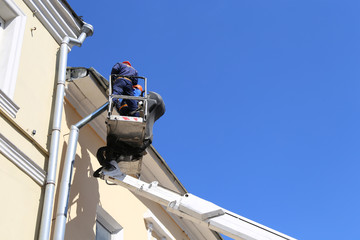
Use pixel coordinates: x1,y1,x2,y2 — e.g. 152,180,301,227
106,75,148,175
107,75,148,145
102,75,165,176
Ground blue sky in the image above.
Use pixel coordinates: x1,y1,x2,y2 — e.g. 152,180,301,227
67,1,360,239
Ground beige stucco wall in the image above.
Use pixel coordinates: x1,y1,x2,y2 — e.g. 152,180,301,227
12,0,60,167
0,154,42,240
0,0,59,239
1,0,60,170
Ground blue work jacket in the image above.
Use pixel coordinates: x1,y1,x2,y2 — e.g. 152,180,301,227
111,62,138,85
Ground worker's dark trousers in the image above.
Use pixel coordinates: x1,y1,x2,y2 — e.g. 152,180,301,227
112,78,137,115
119,99,139,117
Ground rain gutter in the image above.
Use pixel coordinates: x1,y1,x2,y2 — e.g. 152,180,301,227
38,23,94,240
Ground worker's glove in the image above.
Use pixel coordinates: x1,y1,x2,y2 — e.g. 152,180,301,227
137,101,143,109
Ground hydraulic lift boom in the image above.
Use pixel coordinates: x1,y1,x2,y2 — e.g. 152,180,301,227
101,169,296,240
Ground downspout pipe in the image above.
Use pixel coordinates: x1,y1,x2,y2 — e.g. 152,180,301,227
53,102,109,240
38,23,94,240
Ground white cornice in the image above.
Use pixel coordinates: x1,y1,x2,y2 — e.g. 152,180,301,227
0,89,19,118
0,133,46,186
23,0,82,44
144,210,175,240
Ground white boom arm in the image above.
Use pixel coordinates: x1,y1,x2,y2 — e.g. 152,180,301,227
102,170,296,240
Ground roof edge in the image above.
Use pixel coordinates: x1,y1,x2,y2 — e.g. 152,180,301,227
148,145,188,193
61,0,84,27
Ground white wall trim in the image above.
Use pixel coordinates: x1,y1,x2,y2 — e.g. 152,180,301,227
96,205,124,240
0,89,19,118
1,0,26,97
144,210,175,240
22,0,82,45
0,133,46,186
0,0,26,116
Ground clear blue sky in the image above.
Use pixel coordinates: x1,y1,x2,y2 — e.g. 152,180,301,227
67,1,360,239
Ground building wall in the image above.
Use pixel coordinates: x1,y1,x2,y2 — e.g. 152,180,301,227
0,0,58,239
0,153,42,240
0,1,191,240
13,0,59,159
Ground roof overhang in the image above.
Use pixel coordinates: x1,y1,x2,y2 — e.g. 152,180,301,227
65,67,108,140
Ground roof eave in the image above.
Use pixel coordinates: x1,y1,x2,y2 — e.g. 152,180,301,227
23,0,86,44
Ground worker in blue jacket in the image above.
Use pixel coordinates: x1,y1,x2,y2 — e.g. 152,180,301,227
111,61,139,115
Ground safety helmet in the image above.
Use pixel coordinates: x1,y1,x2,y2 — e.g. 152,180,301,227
122,61,132,66
133,84,143,92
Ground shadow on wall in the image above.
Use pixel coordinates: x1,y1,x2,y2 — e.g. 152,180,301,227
65,136,100,239
53,102,103,239
51,135,101,239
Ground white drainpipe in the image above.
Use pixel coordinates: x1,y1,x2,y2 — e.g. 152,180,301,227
38,23,94,240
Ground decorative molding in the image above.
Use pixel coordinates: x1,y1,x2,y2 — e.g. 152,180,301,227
0,0,26,100
0,89,19,118
0,133,46,186
96,205,124,240
144,210,175,240
96,205,123,234
22,0,83,45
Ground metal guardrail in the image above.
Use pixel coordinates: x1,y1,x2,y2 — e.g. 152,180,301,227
108,75,148,121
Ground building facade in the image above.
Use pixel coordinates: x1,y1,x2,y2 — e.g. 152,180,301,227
0,0,222,239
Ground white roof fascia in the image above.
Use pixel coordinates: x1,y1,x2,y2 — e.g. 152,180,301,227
22,0,82,44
